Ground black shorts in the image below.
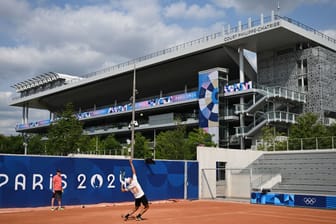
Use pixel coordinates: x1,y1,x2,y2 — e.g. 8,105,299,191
135,195,149,208
52,191,62,200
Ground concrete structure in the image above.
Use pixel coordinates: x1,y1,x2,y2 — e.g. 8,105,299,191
197,146,262,199
9,12,336,149
197,147,336,199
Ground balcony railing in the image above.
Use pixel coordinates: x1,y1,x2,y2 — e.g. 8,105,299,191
256,136,336,151
12,13,336,101
234,111,298,136
15,90,198,131
234,86,306,114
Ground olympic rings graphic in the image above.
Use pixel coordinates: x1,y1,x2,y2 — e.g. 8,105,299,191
303,197,317,205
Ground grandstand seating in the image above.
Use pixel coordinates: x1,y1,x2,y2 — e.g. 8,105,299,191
249,150,336,195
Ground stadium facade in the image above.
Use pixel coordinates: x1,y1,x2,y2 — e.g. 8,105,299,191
10,12,336,150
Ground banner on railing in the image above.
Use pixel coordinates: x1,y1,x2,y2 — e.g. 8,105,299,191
251,192,336,209
0,155,198,208
224,81,253,94
15,91,198,130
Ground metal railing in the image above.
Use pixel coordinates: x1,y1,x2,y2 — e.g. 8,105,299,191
235,111,298,136
281,16,336,44
81,14,336,79
257,136,336,151
12,14,336,101
234,86,306,114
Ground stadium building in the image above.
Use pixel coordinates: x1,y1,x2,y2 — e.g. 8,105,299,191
10,12,336,150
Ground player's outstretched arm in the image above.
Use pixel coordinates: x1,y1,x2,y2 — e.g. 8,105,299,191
121,183,127,192
129,159,136,175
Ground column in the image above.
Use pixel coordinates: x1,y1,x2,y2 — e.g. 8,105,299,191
25,103,29,124
22,106,25,124
239,47,245,149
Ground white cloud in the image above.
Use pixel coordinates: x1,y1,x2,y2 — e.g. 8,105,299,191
0,0,217,135
0,0,30,25
0,92,22,135
0,0,215,84
0,91,49,135
164,1,222,20
212,0,336,14
323,29,336,39
1,0,333,136
0,45,104,85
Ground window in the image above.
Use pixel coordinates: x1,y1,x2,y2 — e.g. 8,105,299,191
216,161,226,181
303,59,308,74
298,77,308,92
296,42,310,50
297,58,308,92
297,59,308,75
296,60,302,75
303,77,308,91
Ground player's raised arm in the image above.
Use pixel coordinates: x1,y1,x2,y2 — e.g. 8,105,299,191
121,183,127,192
129,159,136,175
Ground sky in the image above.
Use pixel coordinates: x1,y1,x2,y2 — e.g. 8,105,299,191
1,0,336,136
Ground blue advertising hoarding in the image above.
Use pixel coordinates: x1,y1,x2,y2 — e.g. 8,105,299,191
0,155,198,208
15,91,199,131
251,192,336,209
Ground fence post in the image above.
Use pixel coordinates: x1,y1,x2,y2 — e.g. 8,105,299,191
184,161,187,200
316,137,318,150
333,136,334,150
250,168,253,194
273,139,275,151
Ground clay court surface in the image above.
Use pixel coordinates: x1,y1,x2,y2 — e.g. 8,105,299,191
0,200,335,224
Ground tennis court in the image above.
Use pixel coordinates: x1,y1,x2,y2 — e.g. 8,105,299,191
1,200,335,224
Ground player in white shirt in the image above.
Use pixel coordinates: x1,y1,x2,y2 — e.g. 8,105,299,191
121,159,149,221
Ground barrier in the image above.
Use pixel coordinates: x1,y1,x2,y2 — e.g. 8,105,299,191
0,155,198,208
251,192,336,209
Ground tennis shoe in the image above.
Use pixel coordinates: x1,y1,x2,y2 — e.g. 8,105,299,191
123,214,129,221
136,214,143,221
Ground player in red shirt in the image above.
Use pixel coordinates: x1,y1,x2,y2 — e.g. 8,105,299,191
51,169,63,211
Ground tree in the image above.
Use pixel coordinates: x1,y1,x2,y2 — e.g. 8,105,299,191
257,125,275,151
186,128,216,159
27,134,45,155
77,135,97,154
288,112,327,150
46,103,84,155
154,126,217,160
100,134,122,154
0,134,24,154
155,125,187,160
133,132,151,159
327,123,336,137
289,112,326,138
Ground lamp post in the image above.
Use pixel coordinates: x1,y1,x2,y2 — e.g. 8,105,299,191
23,133,29,155
130,64,136,158
41,136,48,154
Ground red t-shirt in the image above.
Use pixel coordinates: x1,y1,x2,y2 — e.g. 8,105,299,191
53,175,62,191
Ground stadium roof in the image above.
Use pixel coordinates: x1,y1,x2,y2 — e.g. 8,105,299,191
9,14,336,111
11,72,83,93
